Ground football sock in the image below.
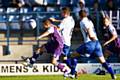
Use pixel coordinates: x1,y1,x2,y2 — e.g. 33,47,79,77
102,62,115,79
57,63,66,72
70,58,77,75
32,52,40,59
65,58,72,68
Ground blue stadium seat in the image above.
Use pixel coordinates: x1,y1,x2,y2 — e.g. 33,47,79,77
37,14,48,20
20,8,33,21
6,8,21,30
20,7,33,13
10,22,21,30
24,0,36,6
46,0,57,5
70,0,79,6
6,8,19,21
0,8,6,21
46,6,60,12
33,7,46,12
57,0,71,6
0,23,7,30
0,8,5,13
6,8,18,13
22,21,30,30
0,8,7,30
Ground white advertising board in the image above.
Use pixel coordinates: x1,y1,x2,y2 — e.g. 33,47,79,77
0,63,120,76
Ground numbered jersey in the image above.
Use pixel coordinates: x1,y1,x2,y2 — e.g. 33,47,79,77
59,16,75,46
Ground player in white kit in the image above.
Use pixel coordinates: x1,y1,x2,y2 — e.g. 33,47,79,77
50,7,75,77
66,10,116,80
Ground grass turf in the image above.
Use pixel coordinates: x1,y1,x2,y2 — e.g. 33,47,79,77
0,74,120,80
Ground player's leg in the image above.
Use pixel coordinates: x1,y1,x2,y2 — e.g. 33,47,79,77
70,57,78,78
66,44,85,78
104,43,115,59
104,49,112,59
62,44,73,69
98,56,116,80
96,49,112,75
95,41,116,80
52,57,67,72
52,48,68,74
21,45,45,67
65,51,80,72
30,45,45,61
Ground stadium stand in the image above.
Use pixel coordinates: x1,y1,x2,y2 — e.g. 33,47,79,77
45,0,58,6
0,8,7,30
70,0,79,6
33,6,46,12
0,0,119,63
46,6,60,12
6,7,21,30
57,0,71,6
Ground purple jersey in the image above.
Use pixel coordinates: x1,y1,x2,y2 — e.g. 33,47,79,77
51,27,64,48
45,25,63,60
103,24,120,53
103,24,117,43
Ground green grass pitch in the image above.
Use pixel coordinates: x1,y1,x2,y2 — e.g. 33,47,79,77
0,74,120,80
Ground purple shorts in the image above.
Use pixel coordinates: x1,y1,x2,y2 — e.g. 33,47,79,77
107,42,120,54
45,40,63,60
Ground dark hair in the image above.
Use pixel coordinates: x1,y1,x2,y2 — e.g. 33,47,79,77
61,7,70,14
79,10,87,18
43,19,51,25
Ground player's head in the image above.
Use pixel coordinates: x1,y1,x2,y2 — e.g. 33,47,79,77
43,19,51,28
61,7,70,17
103,16,111,27
79,10,87,19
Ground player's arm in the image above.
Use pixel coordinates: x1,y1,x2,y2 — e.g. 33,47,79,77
103,32,118,46
87,27,97,41
104,25,118,46
37,31,50,40
49,18,61,22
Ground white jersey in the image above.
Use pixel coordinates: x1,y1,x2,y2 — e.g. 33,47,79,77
59,16,75,46
80,17,98,43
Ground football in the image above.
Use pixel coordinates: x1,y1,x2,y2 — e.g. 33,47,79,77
29,19,37,29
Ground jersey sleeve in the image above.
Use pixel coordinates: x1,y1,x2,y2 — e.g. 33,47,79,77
109,24,117,35
58,19,65,29
84,20,92,29
47,27,54,34
81,20,91,32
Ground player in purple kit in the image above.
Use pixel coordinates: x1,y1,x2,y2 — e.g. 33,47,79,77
96,16,120,76
103,17,120,59
21,19,68,74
